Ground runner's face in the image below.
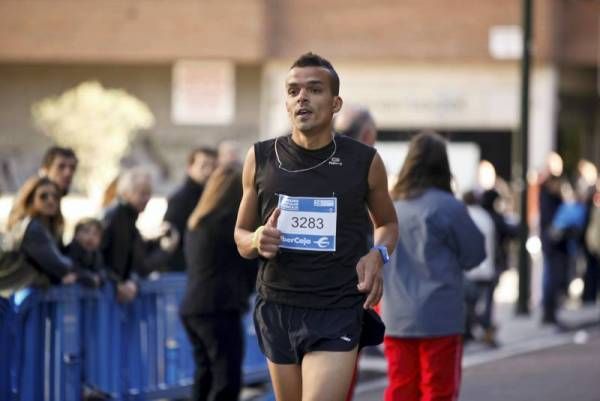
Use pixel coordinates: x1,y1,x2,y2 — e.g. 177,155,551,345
285,67,341,135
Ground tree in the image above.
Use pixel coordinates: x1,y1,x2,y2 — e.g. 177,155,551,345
32,81,155,197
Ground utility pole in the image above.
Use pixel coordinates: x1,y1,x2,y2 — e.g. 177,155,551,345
515,0,533,315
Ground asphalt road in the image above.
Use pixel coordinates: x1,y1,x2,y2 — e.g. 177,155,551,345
460,329,600,401
353,329,600,401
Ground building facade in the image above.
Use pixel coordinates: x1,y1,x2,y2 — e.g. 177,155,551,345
0,0,597,192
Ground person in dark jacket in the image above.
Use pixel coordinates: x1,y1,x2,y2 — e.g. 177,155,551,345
7,176,78,285
7,147,78,252
164,147,217,271
180,166,255,401
576,160,599,304
539,173,568,325
480,188,519,336
101,167,178,303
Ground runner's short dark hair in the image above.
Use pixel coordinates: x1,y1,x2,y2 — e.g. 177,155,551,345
41,146,78,169
290,52,340,96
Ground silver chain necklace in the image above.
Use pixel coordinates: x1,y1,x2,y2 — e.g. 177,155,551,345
274,135,337,173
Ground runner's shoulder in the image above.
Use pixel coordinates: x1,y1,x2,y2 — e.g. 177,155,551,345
253,137,279,164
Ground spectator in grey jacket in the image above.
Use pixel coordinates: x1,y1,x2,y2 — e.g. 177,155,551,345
382,131,485,401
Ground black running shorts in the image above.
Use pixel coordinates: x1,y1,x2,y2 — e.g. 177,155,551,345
253,296,362,364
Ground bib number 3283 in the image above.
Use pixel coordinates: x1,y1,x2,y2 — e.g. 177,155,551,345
276,195,337,252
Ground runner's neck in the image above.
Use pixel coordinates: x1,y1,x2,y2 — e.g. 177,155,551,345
291,129,334,150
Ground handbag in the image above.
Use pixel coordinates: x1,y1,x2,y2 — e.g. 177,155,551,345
359,307,385,349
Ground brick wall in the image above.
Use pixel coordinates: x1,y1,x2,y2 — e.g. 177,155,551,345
0,0,595,65
560,0,600,66
0,0,267,62
266,0,521,61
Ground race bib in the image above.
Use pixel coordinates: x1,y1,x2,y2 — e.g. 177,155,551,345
277,195,337,252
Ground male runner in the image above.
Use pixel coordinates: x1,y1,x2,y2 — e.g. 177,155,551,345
235,52,398,401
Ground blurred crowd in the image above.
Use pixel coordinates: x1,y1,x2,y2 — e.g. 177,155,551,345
535,154,600,327
1,121,599,400
0,141,256,400
1,141,254,295
456,150,600,346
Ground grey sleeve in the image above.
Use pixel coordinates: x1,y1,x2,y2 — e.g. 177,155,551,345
448,203,486,271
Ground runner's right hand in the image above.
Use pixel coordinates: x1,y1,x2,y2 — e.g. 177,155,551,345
257,208,281,259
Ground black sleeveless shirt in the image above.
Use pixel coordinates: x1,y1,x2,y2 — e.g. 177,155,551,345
254,134,376,308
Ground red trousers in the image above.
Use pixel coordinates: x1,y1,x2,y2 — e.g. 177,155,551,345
384,335,463,401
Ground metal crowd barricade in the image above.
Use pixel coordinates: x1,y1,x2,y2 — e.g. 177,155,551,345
5,286,83,401
1,296,15,400
0,273,271,400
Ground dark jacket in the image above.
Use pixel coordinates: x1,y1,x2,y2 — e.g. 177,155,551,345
20,217,73,284
539,179,567,253
66,241,104,273
481,190,519,273
179,210,257,316
101,201,170,282
163,177,204,271
66,241,111,287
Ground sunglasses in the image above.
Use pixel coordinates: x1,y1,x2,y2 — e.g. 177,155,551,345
37,191,58,201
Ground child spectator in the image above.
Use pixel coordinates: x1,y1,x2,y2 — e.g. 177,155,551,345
67,218,106,288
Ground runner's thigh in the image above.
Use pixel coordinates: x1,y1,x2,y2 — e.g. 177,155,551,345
301,348,358,401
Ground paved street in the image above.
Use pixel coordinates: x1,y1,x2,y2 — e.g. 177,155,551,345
242,301,600,401
460,328,600,401
353,328,600,401
352,302,600,401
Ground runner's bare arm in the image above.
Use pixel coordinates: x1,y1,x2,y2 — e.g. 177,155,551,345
235,147,260,259
234,146,281,259
368,153,399,255
356,152,399,308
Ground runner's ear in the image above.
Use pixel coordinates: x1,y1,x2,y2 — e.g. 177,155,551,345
332,96,343,114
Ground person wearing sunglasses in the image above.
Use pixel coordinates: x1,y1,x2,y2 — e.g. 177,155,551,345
6,176,78,286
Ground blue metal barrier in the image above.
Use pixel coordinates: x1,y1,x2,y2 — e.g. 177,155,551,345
0,297,14,401
81,285,123,399
1,273,270,400
11,287,83,401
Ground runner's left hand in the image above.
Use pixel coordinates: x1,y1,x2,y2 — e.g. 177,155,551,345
356,249,383,309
